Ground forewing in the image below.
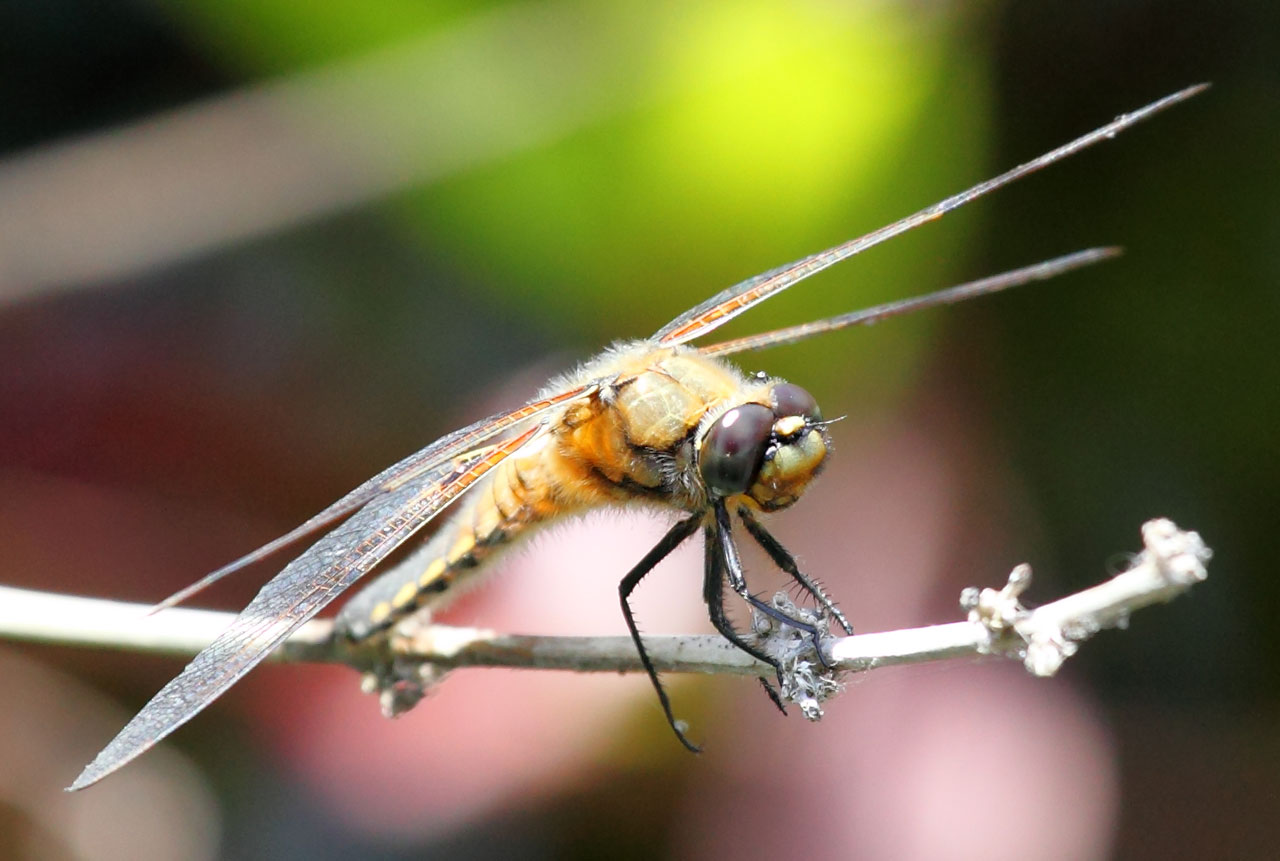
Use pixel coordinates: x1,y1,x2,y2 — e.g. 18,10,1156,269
152,383,596,612
654,85,1205,347
70,423,541,791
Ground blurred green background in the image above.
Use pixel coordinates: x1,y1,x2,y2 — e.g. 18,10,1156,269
0,1,1275,859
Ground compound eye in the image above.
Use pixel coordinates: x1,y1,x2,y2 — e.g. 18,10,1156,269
771,382,821,422
700,403,774,496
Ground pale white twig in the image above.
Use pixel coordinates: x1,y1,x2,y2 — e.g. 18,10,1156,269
0,520,1209,703
962,517,1213,676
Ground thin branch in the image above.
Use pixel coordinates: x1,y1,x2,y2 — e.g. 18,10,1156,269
0,586,333,664
0,520,1209,700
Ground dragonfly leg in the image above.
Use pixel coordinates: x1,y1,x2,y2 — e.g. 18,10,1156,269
702,523,788,714
738,506,853,635
715,504,836,671
618,515,703,753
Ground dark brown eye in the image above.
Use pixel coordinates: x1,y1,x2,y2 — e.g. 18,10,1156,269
699,403,773,496
771,383,820,422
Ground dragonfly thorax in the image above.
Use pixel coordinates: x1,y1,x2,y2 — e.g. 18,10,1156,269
697,382,828,512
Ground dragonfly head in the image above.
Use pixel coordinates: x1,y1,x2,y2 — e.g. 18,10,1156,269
697,382,828,512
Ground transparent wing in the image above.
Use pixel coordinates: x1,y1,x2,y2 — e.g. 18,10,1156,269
151,382,597,613
654,85,1205,347
70,422,543,791
699,248,1120,357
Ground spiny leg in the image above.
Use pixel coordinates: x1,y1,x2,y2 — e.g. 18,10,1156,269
713,504,823,636
715,503,836,671
618,515,703,753
739,506,852,635
702,524,788,714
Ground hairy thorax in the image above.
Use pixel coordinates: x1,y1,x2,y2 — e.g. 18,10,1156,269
553,343,770,513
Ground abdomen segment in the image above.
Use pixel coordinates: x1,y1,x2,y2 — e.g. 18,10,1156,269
335,440,569,642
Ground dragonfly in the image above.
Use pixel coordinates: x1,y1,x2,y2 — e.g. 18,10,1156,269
70,84,1204,790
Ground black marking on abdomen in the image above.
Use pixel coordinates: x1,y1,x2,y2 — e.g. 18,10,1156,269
337,469,534,643
476,526,510,548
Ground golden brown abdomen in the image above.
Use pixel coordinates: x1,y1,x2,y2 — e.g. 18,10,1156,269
335,437,577,640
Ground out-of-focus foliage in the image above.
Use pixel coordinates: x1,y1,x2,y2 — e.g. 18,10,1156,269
160,0,988,393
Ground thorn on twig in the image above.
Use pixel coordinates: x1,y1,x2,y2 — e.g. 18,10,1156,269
960,563,1032,634
1141,518,1212,585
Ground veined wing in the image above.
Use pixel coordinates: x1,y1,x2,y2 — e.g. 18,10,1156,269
653,85,1206,347
151,383,597,613
70,422,542,791
698,248,1120,357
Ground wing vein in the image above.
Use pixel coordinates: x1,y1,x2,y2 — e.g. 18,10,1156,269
70,424,542,790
